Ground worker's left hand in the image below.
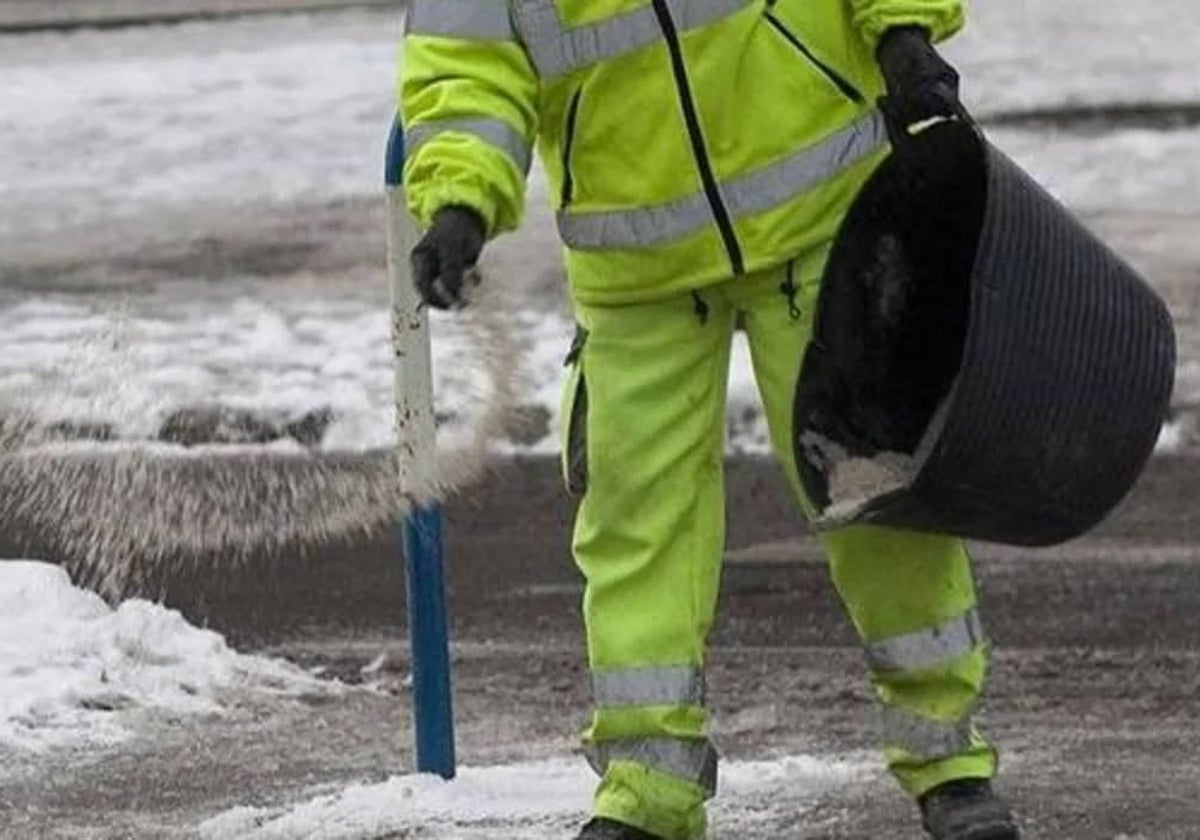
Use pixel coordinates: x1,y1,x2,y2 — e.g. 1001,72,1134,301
875,26,963,133
410,205,486,310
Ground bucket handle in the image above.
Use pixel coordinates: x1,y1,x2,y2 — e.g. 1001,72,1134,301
878,96,983,173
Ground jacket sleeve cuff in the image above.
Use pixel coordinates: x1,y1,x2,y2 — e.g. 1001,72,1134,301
406,181,510,239
854,3,965,50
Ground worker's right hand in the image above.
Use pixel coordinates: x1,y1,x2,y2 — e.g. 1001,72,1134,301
411,205,486,310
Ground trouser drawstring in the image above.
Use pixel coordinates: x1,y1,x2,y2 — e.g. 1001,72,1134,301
564,323,588,366
691,291,710,326
779,260,801,321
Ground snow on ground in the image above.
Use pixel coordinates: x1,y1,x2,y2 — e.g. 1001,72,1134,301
948,0,1200,115
0,3,1195,456
0,12,401,240
0,9,1192,835
199,754,870,840
1,1,1198,240
0,294,778,453
987,127,1200,217
0,1,1195,455
0,559,332,753
0,294,570,453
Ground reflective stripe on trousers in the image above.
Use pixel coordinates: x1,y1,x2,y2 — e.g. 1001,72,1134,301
881,706,976,761
586,737,719,797
407,0,516,40
406,118,533,176
866,607,986,673
556,111,888,250
870,607,987,760
588,665,715,795
512,0,753,78
593,665,706,708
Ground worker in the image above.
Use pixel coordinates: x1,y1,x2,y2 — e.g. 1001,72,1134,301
401,1,1019,838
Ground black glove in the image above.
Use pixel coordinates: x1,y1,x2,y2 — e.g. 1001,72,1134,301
876,26,962,134
410,205,486,310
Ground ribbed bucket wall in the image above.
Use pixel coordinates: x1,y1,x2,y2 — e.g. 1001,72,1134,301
795,123,1176,546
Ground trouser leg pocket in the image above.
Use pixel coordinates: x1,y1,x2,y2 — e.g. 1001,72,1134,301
561,324,590,496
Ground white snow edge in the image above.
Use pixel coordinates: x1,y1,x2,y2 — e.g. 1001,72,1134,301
200,753,871,840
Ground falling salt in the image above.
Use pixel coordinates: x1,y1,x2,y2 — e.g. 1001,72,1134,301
0,281,530,596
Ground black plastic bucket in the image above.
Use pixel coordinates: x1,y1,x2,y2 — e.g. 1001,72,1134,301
793,119,1176,546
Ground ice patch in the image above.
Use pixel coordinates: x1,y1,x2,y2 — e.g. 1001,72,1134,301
199,753,869,840
0,560,331,753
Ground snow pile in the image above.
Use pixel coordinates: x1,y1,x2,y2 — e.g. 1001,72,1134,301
0,560,331,752
200,754,869,840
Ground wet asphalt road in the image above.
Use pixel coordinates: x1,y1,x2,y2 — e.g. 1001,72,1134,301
3,453,1199,838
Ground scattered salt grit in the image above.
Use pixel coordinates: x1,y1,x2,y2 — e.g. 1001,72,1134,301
823,451,915,520
799,431,915,524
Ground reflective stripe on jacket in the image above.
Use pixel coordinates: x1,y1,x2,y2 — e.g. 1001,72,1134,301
400,0,964,304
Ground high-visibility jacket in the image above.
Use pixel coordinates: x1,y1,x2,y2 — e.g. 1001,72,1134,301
400,0,963,305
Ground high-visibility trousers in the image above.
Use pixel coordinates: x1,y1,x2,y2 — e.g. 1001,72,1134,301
560,250,997,840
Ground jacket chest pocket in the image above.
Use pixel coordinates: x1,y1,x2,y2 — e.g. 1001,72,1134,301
763,9,864,105
559,324,589,496
560,84,585,210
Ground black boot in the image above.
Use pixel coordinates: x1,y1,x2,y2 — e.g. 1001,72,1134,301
574,816,663,839
919,779,1020,840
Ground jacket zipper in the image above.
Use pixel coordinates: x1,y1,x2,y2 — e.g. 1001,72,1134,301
560,87,584,209
764,11,865,104
650,0,745,275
